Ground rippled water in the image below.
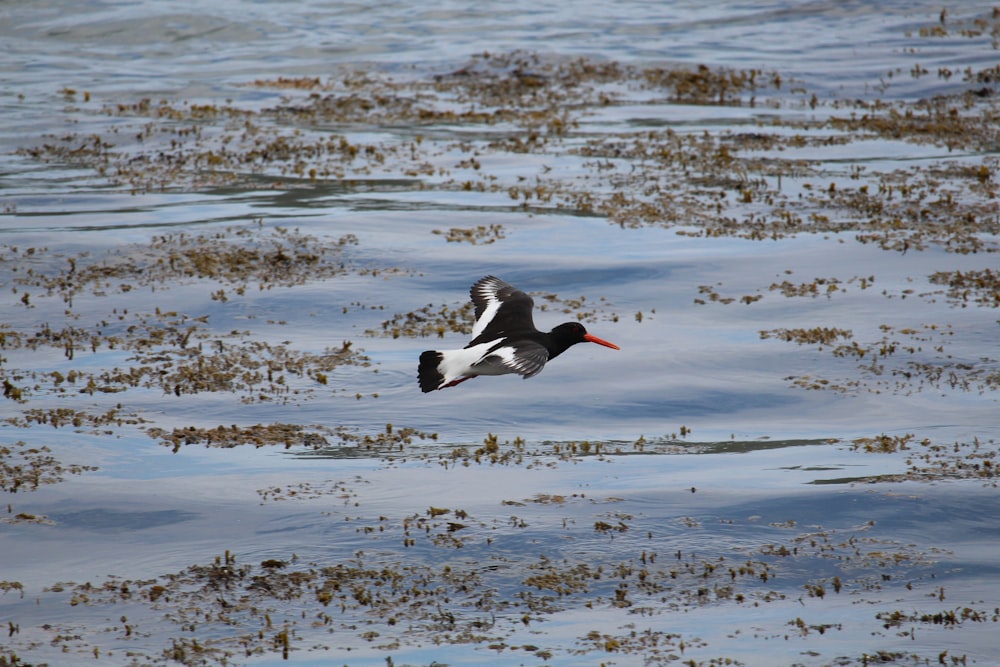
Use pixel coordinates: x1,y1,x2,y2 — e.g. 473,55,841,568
2,2,999,666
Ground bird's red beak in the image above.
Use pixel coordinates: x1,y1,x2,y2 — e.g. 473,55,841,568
584,333,620,350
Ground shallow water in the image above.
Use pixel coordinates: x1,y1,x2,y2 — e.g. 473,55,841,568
1,2,999,666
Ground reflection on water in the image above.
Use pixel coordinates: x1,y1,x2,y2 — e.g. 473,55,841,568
1,1,999,665
44,508,201,532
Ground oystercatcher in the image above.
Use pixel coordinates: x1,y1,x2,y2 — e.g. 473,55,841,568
418,276,620,392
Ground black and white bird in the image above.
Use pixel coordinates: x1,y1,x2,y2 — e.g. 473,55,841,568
418,276,620,392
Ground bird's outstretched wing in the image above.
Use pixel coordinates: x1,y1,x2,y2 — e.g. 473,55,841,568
468,275,535,343
472,340,549,379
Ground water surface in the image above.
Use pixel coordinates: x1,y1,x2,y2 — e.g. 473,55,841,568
1,2,998,665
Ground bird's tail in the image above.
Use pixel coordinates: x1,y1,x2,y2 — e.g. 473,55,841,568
418,350,446,393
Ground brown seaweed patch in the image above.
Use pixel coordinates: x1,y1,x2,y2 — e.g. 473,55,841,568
147,423,326,453
808,165,1000,255
143,226,357,287
876,605,1000,629
0,441,98,493
826,98,1000,150
332,422,439,450
432,223,506,244
4,224,358,307
562,120,999,253
44,550,506,661
18,97,431,190
257,476,369,503
3,328,367,403
156,422,438,454
697,274,875,305
365,301,475,339
908,7,1000,46
573,628,690,660
759,327,853,347
5,406,147,431
0,512,56,526
642,62,783,105
0,581,25,598
770,274,875,298
853,435,999,484
245,76,324,90
694,282,764,305
125,338,366,401
761,324,999,395
534,291,621,323
928,268,1000,307
851,433,918,454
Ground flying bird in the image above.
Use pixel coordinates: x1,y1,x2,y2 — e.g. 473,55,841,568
418,276,620,392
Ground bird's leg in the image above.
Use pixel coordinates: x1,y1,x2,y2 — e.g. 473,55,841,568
441,375,477,389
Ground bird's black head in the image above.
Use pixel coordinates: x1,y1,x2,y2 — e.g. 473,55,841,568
546,322,620,358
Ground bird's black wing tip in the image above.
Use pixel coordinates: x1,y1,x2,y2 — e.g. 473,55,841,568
418,350,444,393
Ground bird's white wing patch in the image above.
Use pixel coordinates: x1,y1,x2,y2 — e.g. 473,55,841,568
436,340,505,384
471,297,501,340
472,342,549,379
470,276,505,340
468,276,535,342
